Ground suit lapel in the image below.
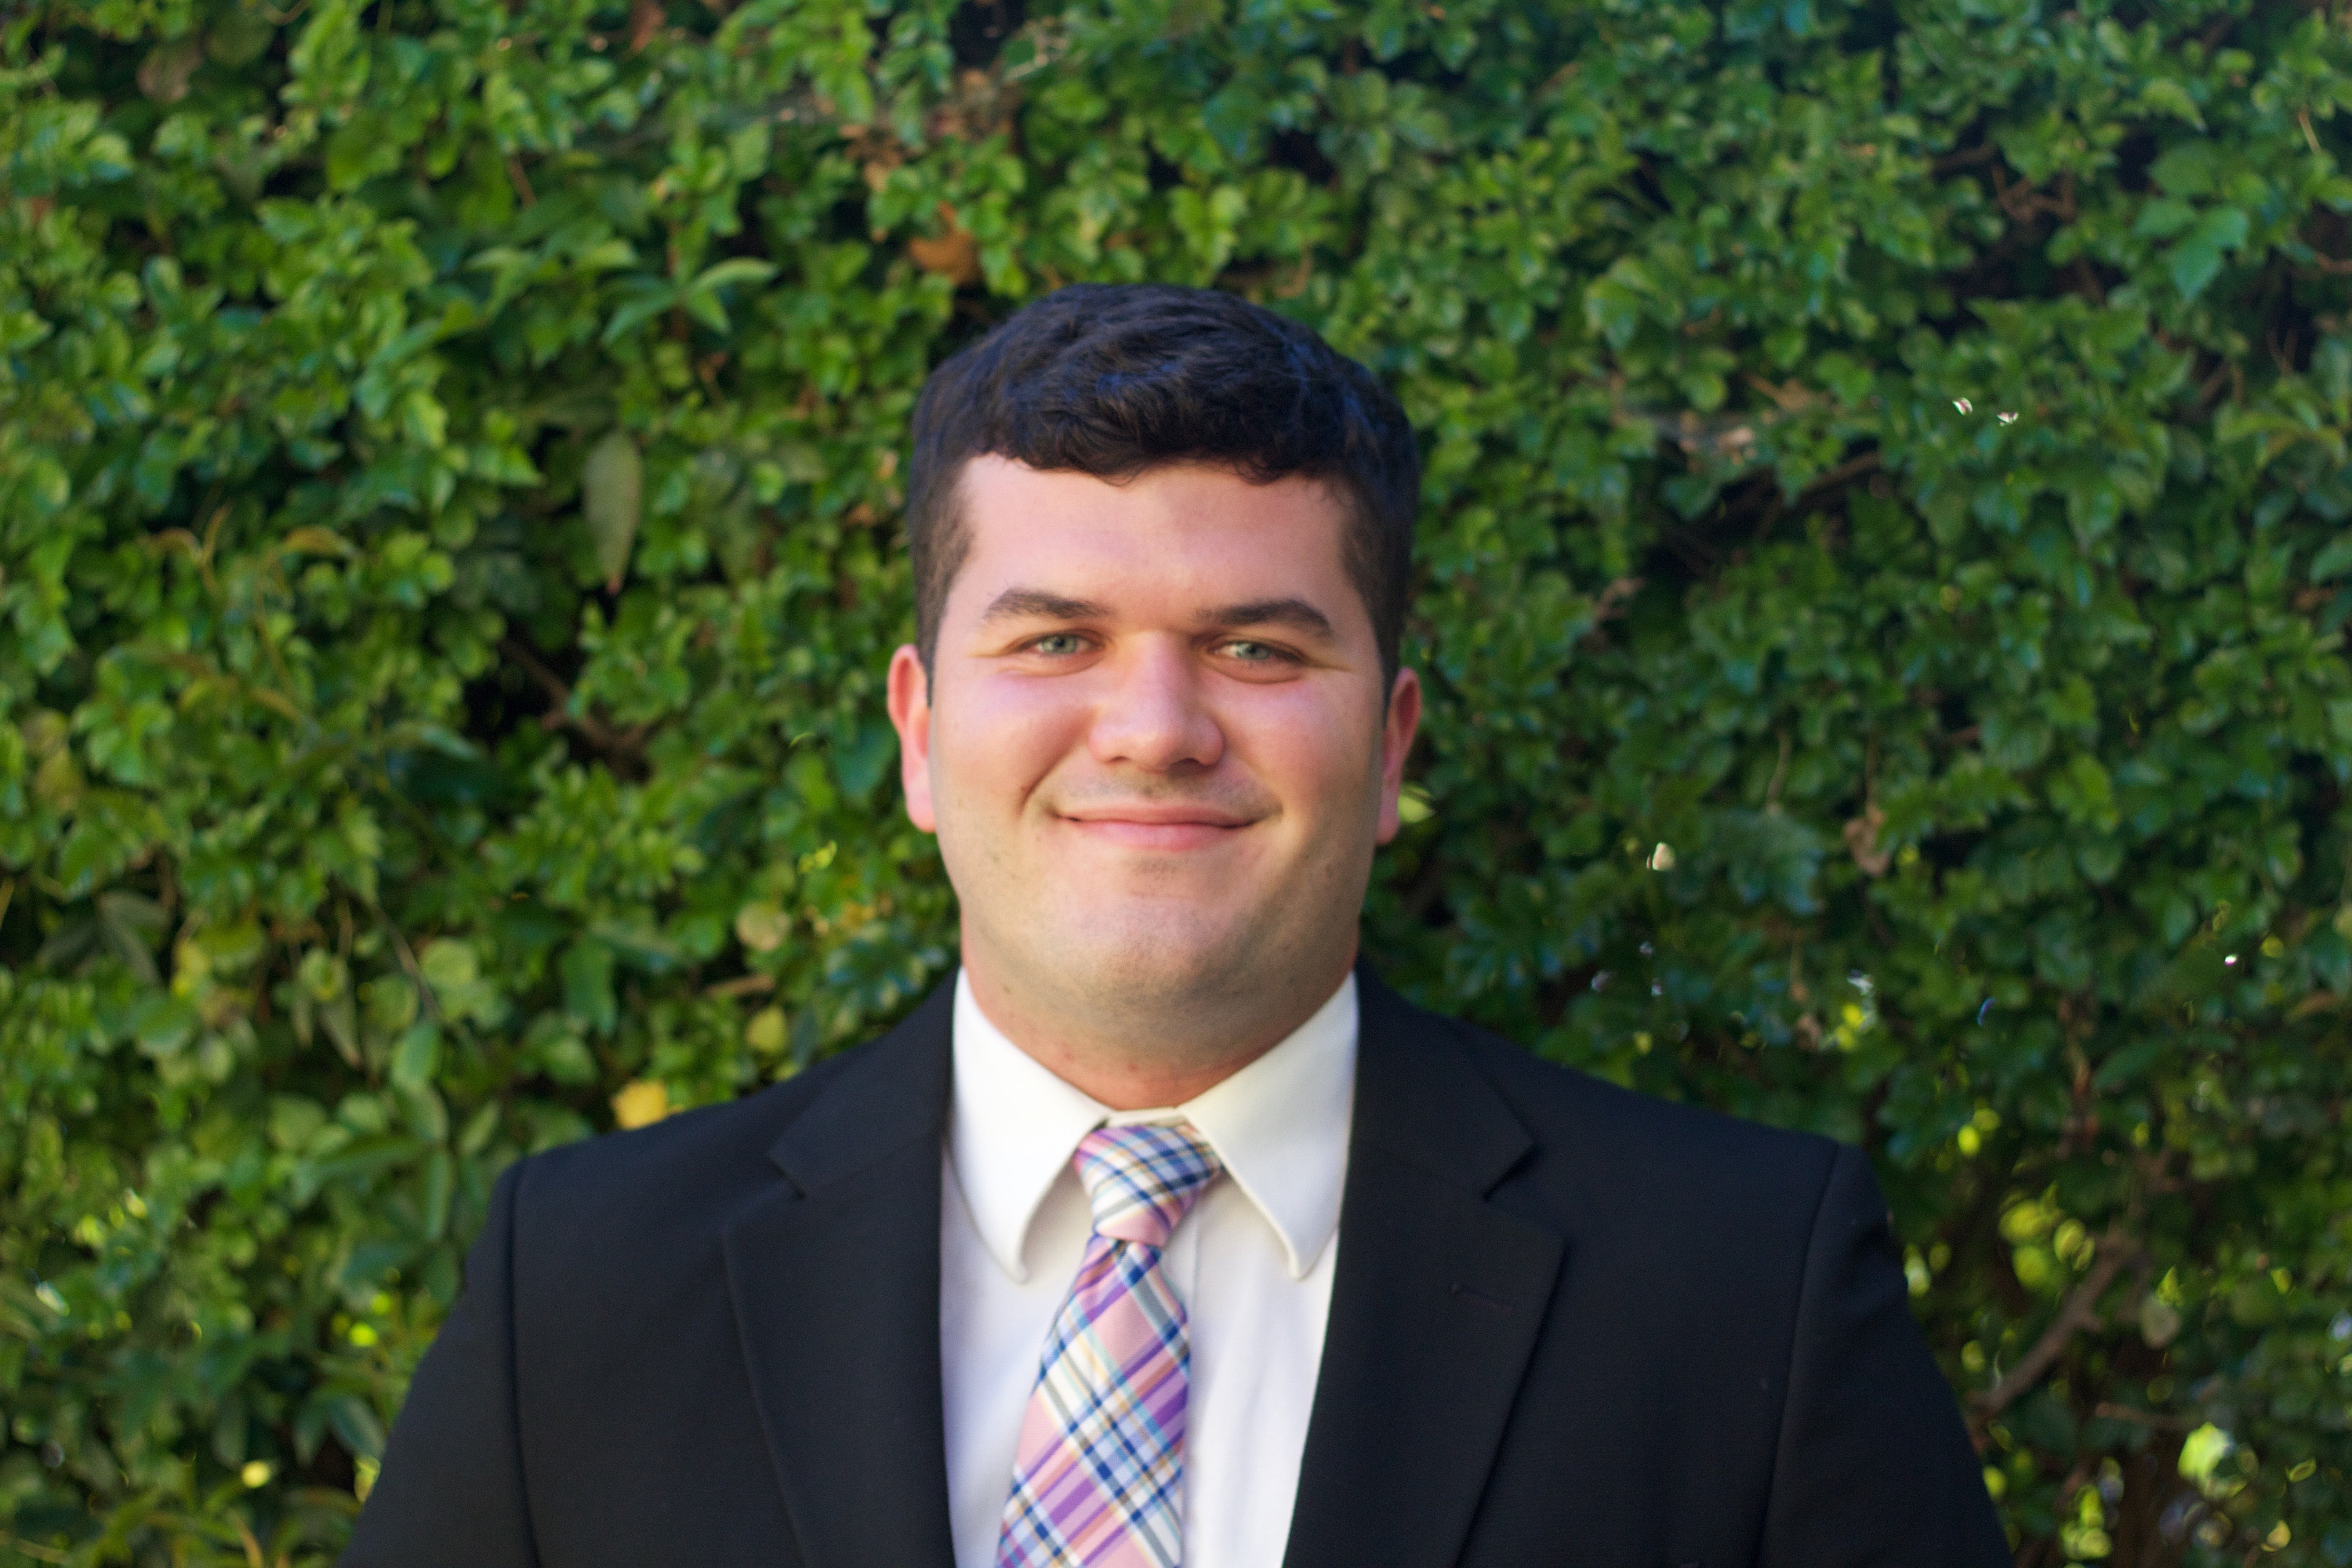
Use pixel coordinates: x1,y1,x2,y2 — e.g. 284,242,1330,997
722,980,959,1568
1281,974,1568,1568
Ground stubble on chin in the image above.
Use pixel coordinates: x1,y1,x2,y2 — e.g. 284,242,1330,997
1016,852,1359,1064
960,877,1264,1066
1062,901,1269,1017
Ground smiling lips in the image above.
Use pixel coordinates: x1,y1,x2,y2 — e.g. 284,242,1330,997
1055,802,1258,852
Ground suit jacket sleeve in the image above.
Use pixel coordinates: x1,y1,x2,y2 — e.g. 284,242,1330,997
1759,1144,2010,1568
343,1157,539,1568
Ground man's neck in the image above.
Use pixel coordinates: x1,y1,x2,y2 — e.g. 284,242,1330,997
958,948,1356,1110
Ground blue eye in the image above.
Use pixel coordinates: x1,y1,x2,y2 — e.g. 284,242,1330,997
1222,640,1276,662
1032,633,1083,655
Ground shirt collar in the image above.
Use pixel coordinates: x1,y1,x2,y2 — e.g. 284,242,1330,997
947,969,1357,1284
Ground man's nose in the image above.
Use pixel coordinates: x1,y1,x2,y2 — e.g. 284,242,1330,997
1088,638,1225,773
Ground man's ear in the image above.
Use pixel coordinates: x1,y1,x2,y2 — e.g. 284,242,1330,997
887,644,937,833
1374,665,1423,845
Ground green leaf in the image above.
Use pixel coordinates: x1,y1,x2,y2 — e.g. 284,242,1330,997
2165,206,2249,301
582,429,643,590
207,9,276,67
418,938,478,991
125,992,200,1058
601,277,680,345
688,258,779,294
2134,78,2205,129
326,1394,387,1461
2131,197,2197,240
560,939,617,1036
2311,533,2352,582
390,1024,441,1092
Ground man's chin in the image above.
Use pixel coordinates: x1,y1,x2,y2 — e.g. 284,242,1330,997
1029,912,1278,1013
1044,826,1264,887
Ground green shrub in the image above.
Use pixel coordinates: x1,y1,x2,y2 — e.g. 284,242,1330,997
7,0,2352,1559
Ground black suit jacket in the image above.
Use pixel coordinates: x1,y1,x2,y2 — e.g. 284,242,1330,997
346,971,2006,1567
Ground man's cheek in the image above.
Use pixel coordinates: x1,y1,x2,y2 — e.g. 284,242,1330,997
1241,716,1365,806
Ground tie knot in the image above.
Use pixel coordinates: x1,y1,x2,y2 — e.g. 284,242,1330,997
1072,1123,1221,1249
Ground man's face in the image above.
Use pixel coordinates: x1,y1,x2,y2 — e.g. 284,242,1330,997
887,456,1420,1062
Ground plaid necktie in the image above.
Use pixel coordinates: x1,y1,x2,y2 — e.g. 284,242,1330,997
995,1122,1223,1568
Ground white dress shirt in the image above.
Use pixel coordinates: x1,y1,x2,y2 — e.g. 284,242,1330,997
940,970,1357,1568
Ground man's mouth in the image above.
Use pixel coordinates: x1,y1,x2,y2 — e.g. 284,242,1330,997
1054,802,1258,851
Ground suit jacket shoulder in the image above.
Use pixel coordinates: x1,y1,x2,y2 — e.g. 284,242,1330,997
1301,976,2005,1568
512,1044,848,1255
345,981,960,1568
1366,983,1847,1264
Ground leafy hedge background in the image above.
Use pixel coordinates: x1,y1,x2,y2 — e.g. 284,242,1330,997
8,0,2352,1560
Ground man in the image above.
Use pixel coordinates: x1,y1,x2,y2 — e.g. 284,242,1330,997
346,284,2007,1568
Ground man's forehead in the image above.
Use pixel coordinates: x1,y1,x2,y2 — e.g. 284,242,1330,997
952,460,1345,558
939,456,1364,636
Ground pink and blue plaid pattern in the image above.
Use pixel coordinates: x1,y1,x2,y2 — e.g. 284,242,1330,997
995,1123,1223,1568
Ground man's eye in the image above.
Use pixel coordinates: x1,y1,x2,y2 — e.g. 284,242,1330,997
1031,633,1085,655
1220,640,1280,663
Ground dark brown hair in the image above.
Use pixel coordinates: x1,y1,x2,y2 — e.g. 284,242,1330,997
903,284,1421,681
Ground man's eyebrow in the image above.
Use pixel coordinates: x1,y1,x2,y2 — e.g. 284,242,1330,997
978,588,1111,624
1196,598,1337,640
